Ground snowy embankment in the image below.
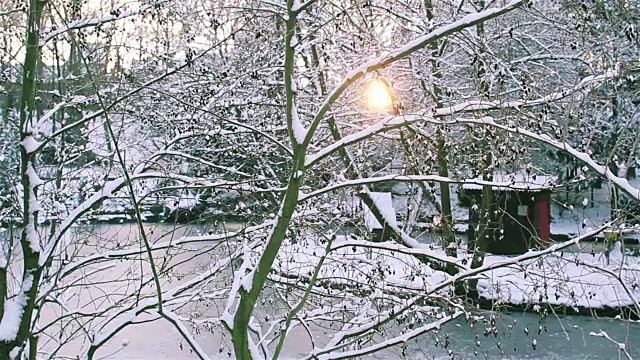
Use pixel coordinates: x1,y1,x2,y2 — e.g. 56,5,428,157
277,235,640,315
275,235,449,294
477,243,640,312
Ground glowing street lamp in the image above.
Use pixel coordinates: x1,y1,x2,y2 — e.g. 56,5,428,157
364,77,394,111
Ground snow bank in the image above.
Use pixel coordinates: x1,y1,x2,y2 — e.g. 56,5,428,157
275,235,449,292
478,248,640,309
164,191,200,212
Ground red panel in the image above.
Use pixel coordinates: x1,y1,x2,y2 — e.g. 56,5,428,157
538,198,550,244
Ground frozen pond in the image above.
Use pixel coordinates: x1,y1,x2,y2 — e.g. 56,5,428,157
421,311,640,359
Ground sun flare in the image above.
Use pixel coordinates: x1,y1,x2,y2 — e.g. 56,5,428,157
365,78,393,110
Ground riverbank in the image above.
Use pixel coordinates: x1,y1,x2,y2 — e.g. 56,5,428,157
274,233,640,320
476,244,640,319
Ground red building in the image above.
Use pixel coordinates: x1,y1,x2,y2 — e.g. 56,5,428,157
462,173,555,255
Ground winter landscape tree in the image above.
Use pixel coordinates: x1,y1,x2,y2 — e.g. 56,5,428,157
0,0,639,359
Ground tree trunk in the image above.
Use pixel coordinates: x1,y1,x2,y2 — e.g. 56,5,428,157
231,6,305,358
470,0,493,270
0,0,47,357
424,0,457,264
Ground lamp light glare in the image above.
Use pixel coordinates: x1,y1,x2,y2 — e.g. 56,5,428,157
365,78,393,110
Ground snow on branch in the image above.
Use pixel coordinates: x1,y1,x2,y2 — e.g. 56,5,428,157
510,53,589,65
39,0,174,46
352,186,462,267
435,68,619,117
260,0,287,10
34,96,88,134
40,178,126,265
299,174,556,201
291,103,307,146
0,275,33,342
314,310,464,360
305,115,419,167
318,297,426,354
41,116,285,264
38,47,218,152
194,100,292,155
358,114,640,202
304,66,621,171
160,310,212,360
152,150,253,177
452,117,640,201
304,0,526,145
291,0,319,14
589,331,633,360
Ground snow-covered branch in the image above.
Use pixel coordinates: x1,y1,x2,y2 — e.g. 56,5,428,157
299,173,555,201
589,331,633,360
435,68,619,117
304,0,526,145
450,117,640,201
39,0,174,45
305,115,419,167
159,310,212,360
37,46,219,152
151,150,253,177
291,0,319,14
335,114,640,203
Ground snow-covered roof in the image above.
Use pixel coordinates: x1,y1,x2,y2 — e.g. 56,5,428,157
363,192,397,230
462,173,556,192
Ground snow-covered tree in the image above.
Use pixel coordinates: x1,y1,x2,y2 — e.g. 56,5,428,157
1,0,640,359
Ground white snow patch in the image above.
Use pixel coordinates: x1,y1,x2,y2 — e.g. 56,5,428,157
0,275,34,341
20,135,41,154
0,298,26,341
164,192,200,212
291,105,307,145
25,162,44,187
462,172,556,191
363,192,397,230
478,250,640,309
276,235,450,292
240,269,255,292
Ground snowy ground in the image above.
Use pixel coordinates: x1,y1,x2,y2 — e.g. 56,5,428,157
279,234,640,312
276,235,449,293
478,242,640,310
